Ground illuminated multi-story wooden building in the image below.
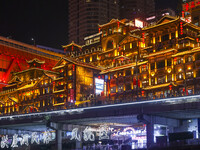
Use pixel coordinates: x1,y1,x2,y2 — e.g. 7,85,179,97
67,16,200,102
1,16,200,115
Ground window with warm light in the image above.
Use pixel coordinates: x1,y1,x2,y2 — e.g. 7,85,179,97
110,86,116,93
158,76,165,84
118,85,123,93
177,73,183,80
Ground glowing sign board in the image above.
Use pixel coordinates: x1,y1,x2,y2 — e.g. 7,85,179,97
95,78,104,94
135,19,144,28
0,131,53,148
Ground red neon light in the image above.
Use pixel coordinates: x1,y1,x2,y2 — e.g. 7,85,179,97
119,46,121,51
72,45,74,51
98,28,101,33
169,85,172,90
142,91,144,94
142,32,145,44
184,3,189,11
182,11,185,18
191,1,195,9
180,22,183,35
73,64,75,71
197,38,199,43
117,22,120,30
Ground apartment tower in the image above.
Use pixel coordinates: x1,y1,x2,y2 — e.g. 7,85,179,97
68,0,119,45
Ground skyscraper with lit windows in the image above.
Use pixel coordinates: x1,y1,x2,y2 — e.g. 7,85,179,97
68,0,119,45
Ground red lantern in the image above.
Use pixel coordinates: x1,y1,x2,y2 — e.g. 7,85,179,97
169,85,172,90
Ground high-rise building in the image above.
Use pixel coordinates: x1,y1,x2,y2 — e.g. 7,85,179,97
68,0,119,45
119,0,155,20
68,0,156,45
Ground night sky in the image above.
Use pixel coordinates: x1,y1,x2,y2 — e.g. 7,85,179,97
0,0,179,49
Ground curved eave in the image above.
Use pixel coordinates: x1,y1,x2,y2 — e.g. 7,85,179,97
100,61,148,74
26,58,45,64
172,47,200,57
144,48,177,58
143,17,180,31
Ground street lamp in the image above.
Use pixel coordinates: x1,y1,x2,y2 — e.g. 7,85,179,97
31,38,36,46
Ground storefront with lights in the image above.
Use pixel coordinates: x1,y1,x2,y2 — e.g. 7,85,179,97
61,123,169,150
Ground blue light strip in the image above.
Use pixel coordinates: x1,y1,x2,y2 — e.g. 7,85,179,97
0,95,200,120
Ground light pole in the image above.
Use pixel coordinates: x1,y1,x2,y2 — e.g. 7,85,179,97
31,38,36,46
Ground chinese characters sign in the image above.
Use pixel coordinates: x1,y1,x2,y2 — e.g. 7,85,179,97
0,131,52,149
70,125,110,142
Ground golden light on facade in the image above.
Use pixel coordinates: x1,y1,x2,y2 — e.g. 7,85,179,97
68,83,72,89
26,92,30,96
153,37,155,44
188,66,191,70
176,30,178,38
167,68,172,73
68,70,72,76
151,72,155,77
130,43,132,49
179,68,182,72
114,50,118,56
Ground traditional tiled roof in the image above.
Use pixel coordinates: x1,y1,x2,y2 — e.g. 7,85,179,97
26,58,45,64
143,16,180,31
114,55,130,60
172,47,200,57
8,76,22,84
62,41,82,49
119,33,141,45
100,61,148,74
144,48,177,58
183,22,200,30
17,83,36,91
98,19,126,28
44,72,58,79
8,96,18,103
14,68,58,76
156,15,178,25
53,57,102,71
